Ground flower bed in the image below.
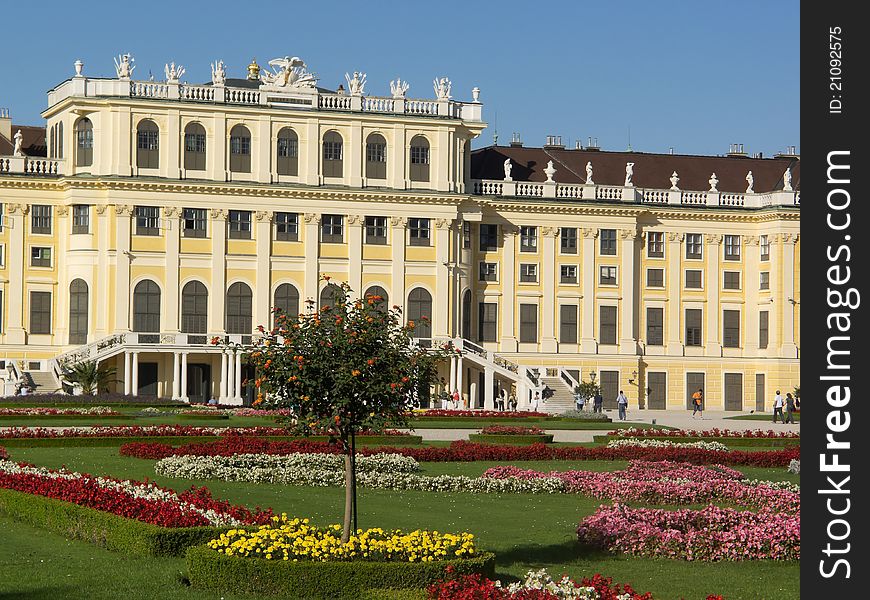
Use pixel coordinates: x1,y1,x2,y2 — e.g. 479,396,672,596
470,425,554,445
413,409,550,418
610,427,800,439
577,504,799,561
605,439,730,452
480,425,546,435
0,406,122,417
0,393,186,406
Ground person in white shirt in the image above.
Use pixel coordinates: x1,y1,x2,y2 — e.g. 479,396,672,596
772,390,785,423
616,390,628,421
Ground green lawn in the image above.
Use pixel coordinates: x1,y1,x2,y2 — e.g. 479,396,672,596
1,446,799,600
726,413,801,422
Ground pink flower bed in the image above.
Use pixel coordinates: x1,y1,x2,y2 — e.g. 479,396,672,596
230,408,295,417
480,425,546,435
0,407,121,416
415,409,550,418
0,425,408,440
610,427,799,439
577,504,799,561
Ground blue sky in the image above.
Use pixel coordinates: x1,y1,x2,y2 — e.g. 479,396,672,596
0,1,799,156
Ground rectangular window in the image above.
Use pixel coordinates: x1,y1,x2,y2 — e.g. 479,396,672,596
600,229,616,255
759,310,769,349
519,263,538,283
599,266,617,285
479,224,498,251
321,214,344,243
723,309,740,348
183,208,207,238
462,222,471,249
275,212,299,242
560,265,578,284
72,205,90,234
32,205,52,234
228,210,252,240
647,232,664,257
409,218,431,246
478,302,498,342
519,304,538,343
760,271,770,290
365,216,387,245
135,206,160,236
724,235,741,260
685,309,702,346
30,247,52,268
410,145,430,165
0,203,4,232
723,271,741,290
559,304,578,343
520,226,538,252
560,227,577,254
646,307,664,346
29,291,52,334
760,235,770,261
686,233,703,260
479,262,498,282
646,268,664,288
230,136,250,156
599,305,617,345
685,269,703,289
137,129,159,151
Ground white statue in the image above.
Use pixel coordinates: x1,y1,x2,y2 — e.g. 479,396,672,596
164,62,185,83
390,77,409,99
211,60,227,86
544,160,556,182
260,56,318,88
670,171,680,191
13,129,24,157
745,170,754,193
708,173,719,192
345,71,366,96
585,161,594,184
114,53,135,79
503,158,513,181
783,167,793,192
433,77,452,100
624,162,635,186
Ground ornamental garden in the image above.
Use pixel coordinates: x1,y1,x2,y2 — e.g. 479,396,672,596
0,287,799,599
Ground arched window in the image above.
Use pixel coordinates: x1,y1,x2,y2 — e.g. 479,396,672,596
365,133,387,180
273,283,300,323
184,122,207,171
319,283,343,310
136,119,159,168
49,125,56,160
229,125,251,173
133,280,161,333
69,279,89,345
181,281,208,333
322,131,343,178
409,135,430,182
226,282,253,335
364,286,389,312
75,118,93,167
277,128,299,176
407,288,432,345
57,121,64,159
461,289,472,340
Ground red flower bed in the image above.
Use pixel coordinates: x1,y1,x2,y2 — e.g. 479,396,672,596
0,425,408,440
120,438,798,467
479,425,546,435
609,427,799,439
0,446,7,461
415,410,550,418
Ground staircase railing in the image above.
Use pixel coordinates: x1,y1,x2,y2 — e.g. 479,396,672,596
558,368,580,391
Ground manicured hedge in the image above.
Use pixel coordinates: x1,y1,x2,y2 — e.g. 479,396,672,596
467,434,555,445
0,434,423,448
0,489,226,556
186,544,495,599
592,435,800,447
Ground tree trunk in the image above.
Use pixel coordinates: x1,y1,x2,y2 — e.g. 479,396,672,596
342,451,353,543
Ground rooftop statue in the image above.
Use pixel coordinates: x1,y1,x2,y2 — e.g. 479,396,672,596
585,161,594,185
345,71,367,96
503,158,512,181
544,160,556,182
390,77,410,99
211,60,227,86
624,162,635,187
260,56,318,88
783,167,793,192
709,173,719,192
13,129,23,157
670,171,680,191
114,53,135,80
745,170,754,194
433,77,452,100
164,62,185,83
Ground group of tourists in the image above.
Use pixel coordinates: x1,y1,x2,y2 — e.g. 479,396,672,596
573,390,625,419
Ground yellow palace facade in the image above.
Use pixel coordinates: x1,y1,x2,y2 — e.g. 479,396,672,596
0,55,799,411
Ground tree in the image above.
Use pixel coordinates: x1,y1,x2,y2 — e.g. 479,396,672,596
62,360,118,395
574,378,601,400
215,278,458,542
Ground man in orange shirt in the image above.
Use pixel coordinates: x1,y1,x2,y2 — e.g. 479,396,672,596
691,388,704,419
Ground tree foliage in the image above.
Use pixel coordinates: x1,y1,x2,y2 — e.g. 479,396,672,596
574,379,601,399
62,360,118,395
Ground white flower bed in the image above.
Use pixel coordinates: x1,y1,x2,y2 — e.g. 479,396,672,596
605,438,730,452
498,569,600,599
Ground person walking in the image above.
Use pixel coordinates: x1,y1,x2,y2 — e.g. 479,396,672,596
499,388,507,411
509,392,517,411
691,388,704,419
594,391,603,413
451,388,460,410
784,392,796,424
616,390,628,421
772,390,785,423
574,390,585,412
532,392,541,413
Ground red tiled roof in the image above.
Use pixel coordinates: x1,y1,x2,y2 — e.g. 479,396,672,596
0,124,47,157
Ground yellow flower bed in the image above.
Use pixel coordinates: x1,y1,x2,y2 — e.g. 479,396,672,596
207,514,476,563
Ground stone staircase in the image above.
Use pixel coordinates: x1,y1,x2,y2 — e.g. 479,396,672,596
538,377,577,414
21,371,61,394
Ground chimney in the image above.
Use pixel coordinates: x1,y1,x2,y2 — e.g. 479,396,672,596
510,132,523,147
775,146,800,159
543,135,564,149
668,147,674,155
575,140,582,150
0,108,10,142
727,143,747,157
585,136,600,151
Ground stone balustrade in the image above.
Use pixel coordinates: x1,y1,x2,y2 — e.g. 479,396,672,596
0,156,65,176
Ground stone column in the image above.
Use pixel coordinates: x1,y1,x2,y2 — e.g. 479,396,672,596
255,211,272,325
391,217,407,309
209,209,227,332
347,215,363,297
164,206,181,333
618,229,638,355
483,367,495,410
499,225,518,351
580,228,598,353
449,356,457,392
780,233,799,358
541,226,559,352
434,219,452,337
303,213,320,304
456,358,464,404
704,234,723,355
131,351,139,396
219,351,228,401
54,206,70,344
123,351,132,395
4,205,27,344
95,205,110,335
234,350,243,401
180,352,189,402
226,351,235,404
743,235,761,355
666,232,684,354
172,352,181,399
114,205,133,332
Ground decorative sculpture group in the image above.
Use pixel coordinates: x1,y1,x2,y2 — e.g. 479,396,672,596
114,53,135,79
390,77,410,99
345,71,367,96
434,77,452,100
260,56,318,88
164,62,185,83
211,60,227,86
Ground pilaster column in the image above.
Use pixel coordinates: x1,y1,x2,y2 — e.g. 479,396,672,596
456,358,464,403
780,233,799,357
209,209,227,332
434,219,452,337
499,225,517,351
220,351,228,401
705,234,723,355
666,232,684,354
123,351,132,395
180,352,189,402
255,211,272,325
541,226,559,352
131,351,139,396
164,206,181,333
114,205,133,332
95,205,110,335
304,121,320,186
172,352,181,399
347,215,363,297
618,229,638,355
54,206,70,344
449,356,457,391
4,205,27,344
580,228,598,353
743,235,760,355
348,120,363,188
303,213,320,304
391,217,407,309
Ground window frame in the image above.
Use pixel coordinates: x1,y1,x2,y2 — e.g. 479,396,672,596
31,205,53,235
723,271,741,290
723,309,741,348
72,205,90,234
519,226,538,252
519,263,538,283
479,262,498,282
408,218,431,247
646,307,664,346
364,216,387,245
647,231,664,258
685,308,703,346
759,271,770,290
560,227,577,254
365,134,387,180
599,305,617,345
136,119,160,169
559,304,578,344
321,214,345,244
599,265,617,285
685,233,703,260
760,235,770,261
275,212,299,242
184,123,207,171
276,128,299,176
646,268,664,288
560,264,578,284
685,269,703,289
759,310,769,349
29,291,52,335
478,302,498,342
30,246,52,268
182,208,208,238
228,210,253,240
134,206,160,237
479,224,499,252
229,125,252,173
409,135,430,182
724,235,741,261
519,303,538,344
599,229,617,255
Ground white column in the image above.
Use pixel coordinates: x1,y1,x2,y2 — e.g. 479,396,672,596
210,210,227,333
483,367,495,410
172,352,181,399
449,356,457,391
705,234,723,355
180,352,189,402
469,381,477,410
131,352,139,396
780,233,799,357
500,226,517,351
164,207,181,333
434,219,452,337
541,226,558,352
234,350,243,400
255,211,272,326
618,229,638,355
220,351,228,401
347,215,363,296
114,206,133,332
4,205,26,344
580,228,598,353
303,213,320,304
456,358,464,405
391,217,407,309
226,351,235,403
123,351,132,395
666,232,684,354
